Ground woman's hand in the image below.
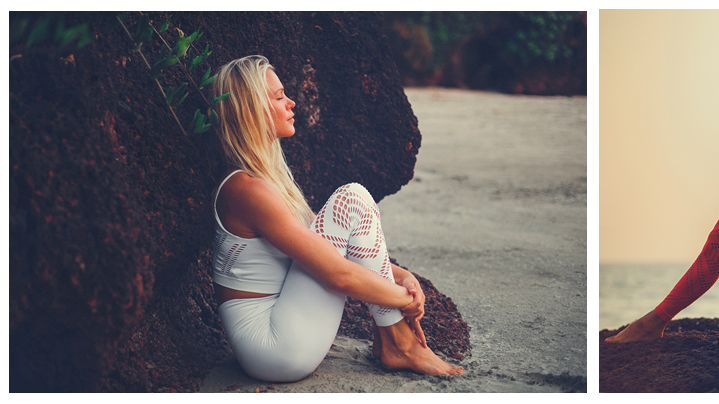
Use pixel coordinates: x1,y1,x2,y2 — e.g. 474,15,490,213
400,275,425,321
398,273,427,347
399,274,428,348
406,316,427,348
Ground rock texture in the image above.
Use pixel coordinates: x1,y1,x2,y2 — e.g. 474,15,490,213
600,318,719,393
9,11,469,392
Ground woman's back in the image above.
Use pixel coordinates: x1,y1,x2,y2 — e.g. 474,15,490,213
212,169,292,302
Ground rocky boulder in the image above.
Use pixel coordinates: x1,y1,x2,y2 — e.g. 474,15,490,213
9,11,468,392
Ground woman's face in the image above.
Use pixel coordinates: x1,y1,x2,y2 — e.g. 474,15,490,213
266,69,296,138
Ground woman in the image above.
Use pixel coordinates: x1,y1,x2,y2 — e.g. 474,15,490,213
211,55,463,382
605,220,719,343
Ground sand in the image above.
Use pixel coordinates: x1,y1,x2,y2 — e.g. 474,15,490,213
198,87,588,393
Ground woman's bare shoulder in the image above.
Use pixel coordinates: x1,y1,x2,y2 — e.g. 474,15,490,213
219,171,279,207
215,171,288,237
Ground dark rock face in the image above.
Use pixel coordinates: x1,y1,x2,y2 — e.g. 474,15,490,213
9,11,467,392
599,318,719,393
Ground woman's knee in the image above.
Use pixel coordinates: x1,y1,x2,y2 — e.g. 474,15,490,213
333,183,376,207
703,222,719,263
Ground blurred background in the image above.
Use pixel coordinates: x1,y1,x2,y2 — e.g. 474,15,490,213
599,10,719,329
381,11,587,95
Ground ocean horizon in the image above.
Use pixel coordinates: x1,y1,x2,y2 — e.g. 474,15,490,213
599,262,719,330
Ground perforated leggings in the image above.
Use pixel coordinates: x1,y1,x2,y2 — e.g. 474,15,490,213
655,220,719,321
217,183,403,382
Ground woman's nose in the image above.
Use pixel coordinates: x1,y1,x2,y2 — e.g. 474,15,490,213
288,97,296,109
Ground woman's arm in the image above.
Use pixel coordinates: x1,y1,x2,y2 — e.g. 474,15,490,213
224,176,414,309
391,264,425,321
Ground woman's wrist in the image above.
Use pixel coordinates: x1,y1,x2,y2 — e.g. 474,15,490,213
394,283,414,307
391,263,412,284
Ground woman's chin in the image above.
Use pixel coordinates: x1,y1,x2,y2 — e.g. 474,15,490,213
276,129,295,139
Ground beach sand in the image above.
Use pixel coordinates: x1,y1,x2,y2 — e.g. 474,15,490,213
199,87,588,393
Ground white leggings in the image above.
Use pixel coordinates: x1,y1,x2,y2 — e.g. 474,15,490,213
217,183,404,382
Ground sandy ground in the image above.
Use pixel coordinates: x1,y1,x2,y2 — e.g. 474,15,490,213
199,87,587,393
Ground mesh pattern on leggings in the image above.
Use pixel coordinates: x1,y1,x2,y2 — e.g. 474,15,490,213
655,220,719,321
312,184,397,318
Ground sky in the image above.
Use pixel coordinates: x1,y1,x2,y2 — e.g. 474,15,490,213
600,9,719,264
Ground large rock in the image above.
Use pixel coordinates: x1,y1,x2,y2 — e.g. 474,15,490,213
9,11,468,392
600,318,719,392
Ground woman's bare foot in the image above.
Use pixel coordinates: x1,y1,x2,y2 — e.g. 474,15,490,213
604,309,670,343
378,319,463,375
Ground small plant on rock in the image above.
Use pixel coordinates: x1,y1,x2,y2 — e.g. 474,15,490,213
117,12,230,136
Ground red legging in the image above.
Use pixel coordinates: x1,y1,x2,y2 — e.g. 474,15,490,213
655,220,719,322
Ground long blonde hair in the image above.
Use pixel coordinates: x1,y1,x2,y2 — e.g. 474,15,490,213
213,55,314,226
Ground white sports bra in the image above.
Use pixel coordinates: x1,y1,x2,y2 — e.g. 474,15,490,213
211,170,292,294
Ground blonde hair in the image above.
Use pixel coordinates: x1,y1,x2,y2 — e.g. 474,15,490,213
213,55,314,226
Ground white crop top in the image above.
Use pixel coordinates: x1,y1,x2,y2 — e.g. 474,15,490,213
211,170,292,294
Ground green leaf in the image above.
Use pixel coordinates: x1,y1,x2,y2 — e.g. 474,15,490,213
26,17,50,47
135,14,148,37
211,91,232,105
170,37,181,55
189,109,202,127
165,85,176,104
54,19,66,42
135,14,153,41
190,45,213,71
188,51,207,71
166,82,187,104
194,122,211,133
196,113,206,127
190,50,210,70
163,56,179,68
199,67,217,88
76,25,92,48
175,37,191,57
159,15,172,33
188,56,200,71
201,66,212,82
177,91,189,106
191,111,211,134
10,18,29,43
210,109,219,125
199,72,217,89
60,25,88,47
195,123,211,134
